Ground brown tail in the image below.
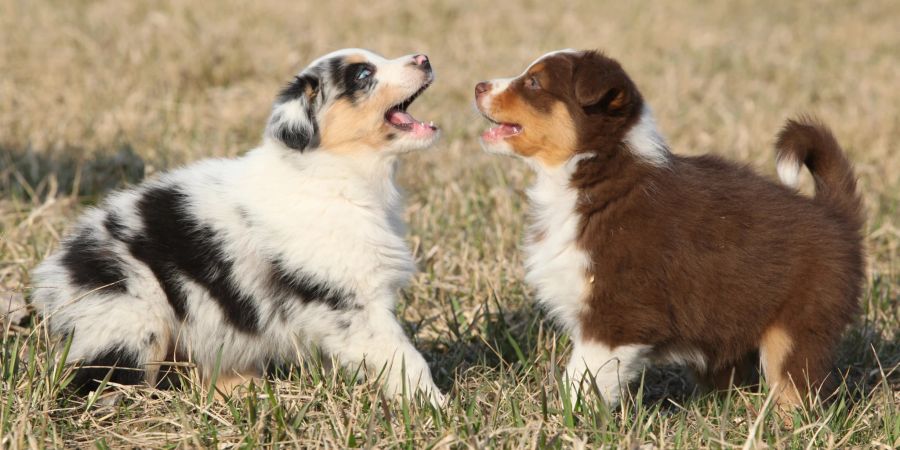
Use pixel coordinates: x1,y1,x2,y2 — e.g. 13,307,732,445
775,116,863,230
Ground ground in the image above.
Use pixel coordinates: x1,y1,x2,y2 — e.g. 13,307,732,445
1,0,898,448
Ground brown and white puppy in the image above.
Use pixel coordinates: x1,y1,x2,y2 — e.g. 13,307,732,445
474,50,864,408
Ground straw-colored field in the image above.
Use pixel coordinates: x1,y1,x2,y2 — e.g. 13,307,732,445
1,0,898,448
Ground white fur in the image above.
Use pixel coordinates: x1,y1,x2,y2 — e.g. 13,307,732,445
523,156,593,334
30,50,442,405
526,49,578,72
478,135,516,157
776,155,802,188
566,340,650,406
624,106,671,166
655,347,707,372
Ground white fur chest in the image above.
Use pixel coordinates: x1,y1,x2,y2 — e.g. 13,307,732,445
230,148,415,304
523,164,591,335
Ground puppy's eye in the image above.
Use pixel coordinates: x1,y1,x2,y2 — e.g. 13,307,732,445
527,76,541,90
356,68,373,80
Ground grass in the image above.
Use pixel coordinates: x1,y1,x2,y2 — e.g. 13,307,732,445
1,0,898,447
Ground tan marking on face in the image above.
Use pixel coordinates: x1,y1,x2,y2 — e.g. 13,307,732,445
488,87,577,166
760,325,803,407
342,54,368,64
303,82,317,98
319,84,407,150
528,62,546,74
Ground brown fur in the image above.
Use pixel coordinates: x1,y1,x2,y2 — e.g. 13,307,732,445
478,57,582,166
320,96,395,150
488,98,576,166
486,50,864,406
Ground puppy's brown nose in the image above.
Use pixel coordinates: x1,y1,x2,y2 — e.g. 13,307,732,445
475,81,490,98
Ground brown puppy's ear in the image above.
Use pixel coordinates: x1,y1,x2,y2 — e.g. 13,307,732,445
573,51,631,115
582,87,629,116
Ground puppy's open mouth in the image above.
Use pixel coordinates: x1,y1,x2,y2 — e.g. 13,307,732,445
384,81,437,135
480,114,522,141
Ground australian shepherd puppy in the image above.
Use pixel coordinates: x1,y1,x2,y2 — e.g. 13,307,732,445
474,50,864,408
31,49,443,404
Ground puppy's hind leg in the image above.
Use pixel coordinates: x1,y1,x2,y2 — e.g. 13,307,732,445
317,306,443,407
760,323,838,409
50,294,174,396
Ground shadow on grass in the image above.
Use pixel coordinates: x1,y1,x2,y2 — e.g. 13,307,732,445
412,299,702,406
0,145,145,200
411,301,542,391
416,276,899,410
835,274,900,399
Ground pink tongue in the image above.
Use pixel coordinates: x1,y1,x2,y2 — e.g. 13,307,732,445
483,123,522,140
388,110,415,125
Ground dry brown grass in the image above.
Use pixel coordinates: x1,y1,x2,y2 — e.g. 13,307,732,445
1,0,898,448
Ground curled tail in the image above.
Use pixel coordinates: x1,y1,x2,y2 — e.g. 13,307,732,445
775,116,863,230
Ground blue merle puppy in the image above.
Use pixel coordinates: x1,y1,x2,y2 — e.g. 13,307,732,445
31,49,443,404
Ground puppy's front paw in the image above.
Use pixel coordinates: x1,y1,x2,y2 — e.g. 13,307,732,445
425,387,446,408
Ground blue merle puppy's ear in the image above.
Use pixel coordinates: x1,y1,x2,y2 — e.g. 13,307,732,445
265,72,322,151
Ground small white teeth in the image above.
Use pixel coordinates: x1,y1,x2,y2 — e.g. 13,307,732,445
429,121,434,127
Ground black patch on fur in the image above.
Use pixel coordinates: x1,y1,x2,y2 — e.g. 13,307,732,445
274,115,318,151
277,73,320,104
61,228,127,293
327,57,345,88
69,345,143,394
269,72,322,151
307,116,321,148
268,260,354,310
103,211,127,240
334,61,376,102
127,186,260,333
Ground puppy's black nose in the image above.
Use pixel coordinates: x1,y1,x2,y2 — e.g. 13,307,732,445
475,81,490,97
412,54,431,71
